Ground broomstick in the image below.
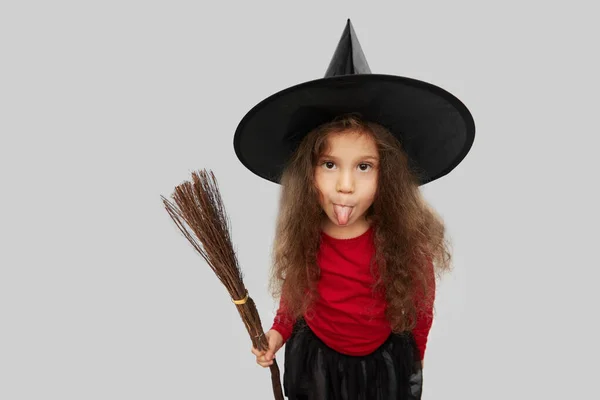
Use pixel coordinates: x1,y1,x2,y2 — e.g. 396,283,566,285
160,169,284,400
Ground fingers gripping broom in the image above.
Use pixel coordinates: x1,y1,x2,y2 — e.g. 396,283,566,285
161,169,284,400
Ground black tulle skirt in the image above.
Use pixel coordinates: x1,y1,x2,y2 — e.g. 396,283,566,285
283,318,423,400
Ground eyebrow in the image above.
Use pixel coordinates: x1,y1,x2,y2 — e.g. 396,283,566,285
320,154,379,161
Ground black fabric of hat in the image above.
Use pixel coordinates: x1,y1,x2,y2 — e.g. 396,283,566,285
233,19,475,186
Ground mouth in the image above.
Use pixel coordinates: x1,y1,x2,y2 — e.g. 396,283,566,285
332,203,354,225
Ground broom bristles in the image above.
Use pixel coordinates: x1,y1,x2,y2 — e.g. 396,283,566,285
161,169,284,400
162,171,243,295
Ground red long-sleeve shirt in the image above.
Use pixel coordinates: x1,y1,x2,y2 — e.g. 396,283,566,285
270,225,435,361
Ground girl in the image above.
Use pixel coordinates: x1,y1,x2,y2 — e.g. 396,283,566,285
237,20,474,400
251,113,446,400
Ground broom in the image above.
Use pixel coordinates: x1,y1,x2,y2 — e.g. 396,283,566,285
160,169,284,400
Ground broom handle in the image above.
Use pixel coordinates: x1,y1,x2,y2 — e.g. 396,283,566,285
234,294,285,400
269,360,284,400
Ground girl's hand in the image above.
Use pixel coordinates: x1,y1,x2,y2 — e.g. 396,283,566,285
251,329,284,368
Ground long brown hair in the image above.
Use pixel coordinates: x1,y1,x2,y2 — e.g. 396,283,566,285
268,113,452,333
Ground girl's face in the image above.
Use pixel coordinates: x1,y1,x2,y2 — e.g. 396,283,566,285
314,130,379,237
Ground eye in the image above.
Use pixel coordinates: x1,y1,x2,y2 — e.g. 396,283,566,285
358,163,373,172
321,161,336,170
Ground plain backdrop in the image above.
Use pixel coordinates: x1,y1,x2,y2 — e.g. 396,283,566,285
1,1,598,399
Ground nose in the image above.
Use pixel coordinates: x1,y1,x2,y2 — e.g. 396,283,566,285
336,170,354,193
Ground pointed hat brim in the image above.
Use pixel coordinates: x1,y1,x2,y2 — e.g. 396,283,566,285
233,21,475,186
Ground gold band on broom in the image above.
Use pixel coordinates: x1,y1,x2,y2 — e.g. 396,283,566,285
161,169,284,400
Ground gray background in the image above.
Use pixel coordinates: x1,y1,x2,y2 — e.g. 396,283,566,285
1,1,598,399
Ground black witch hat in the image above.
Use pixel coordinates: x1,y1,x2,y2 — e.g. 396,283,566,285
233,19,475,186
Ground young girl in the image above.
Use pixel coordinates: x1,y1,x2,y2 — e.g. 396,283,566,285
236,19,474,400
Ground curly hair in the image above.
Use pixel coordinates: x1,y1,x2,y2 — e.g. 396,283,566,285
268,113,453,333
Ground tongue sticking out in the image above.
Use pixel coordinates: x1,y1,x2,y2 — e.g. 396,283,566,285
333,204,353,225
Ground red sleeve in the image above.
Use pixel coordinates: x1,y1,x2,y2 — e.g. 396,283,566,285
411,257,436,361
269,289,295,344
